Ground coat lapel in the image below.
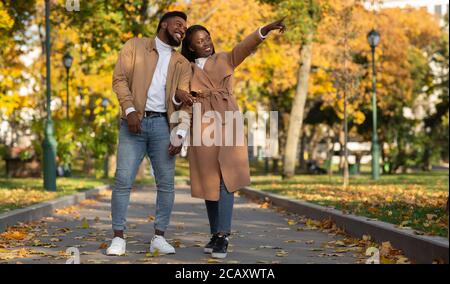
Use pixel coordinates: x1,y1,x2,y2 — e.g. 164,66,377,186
193,63,215,90
165,52,184,105
202,53,233,88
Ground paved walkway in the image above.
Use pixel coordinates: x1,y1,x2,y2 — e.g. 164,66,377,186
1,185,367,264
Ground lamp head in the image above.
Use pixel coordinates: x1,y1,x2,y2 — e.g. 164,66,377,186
367,29,380,49
101,98,110,108
63,53,73,69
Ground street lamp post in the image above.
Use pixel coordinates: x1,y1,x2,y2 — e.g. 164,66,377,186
42,0,57,191
63,53,73,120
367,29,381,180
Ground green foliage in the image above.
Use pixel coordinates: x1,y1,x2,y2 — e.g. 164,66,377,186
54,120,76,165
258,0,325,43
0,177,112,213
62,0,175,67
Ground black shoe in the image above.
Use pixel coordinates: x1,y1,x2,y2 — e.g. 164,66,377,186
204,234,219,254
211,235,229,259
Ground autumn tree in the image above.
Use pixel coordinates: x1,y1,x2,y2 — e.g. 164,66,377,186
306,2,444,174
258,0,327,179
2,0,178,176
357,7,443,173
422,12,449,169
0,1,37,158
320,1,364,186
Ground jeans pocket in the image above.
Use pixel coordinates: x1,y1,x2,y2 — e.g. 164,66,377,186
120,119,143,137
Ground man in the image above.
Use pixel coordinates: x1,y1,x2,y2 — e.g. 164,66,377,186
107,11,196,256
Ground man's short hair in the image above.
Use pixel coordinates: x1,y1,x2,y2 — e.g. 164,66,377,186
157,11,187,32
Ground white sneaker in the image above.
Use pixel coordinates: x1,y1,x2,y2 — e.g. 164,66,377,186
150,235,176,255
106,237,126,256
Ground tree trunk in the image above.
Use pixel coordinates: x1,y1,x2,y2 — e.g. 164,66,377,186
269,93,286,176
343,93,349,188
83,149,94,176
338,127,345,173
272,158,279,174
264,157,269,175
422,144,432,171
283,34,314,179
380,138,387,174
299,134,306,172
327,131,335,178
309,127,320,161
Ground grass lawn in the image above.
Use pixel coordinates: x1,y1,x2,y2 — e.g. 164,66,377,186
0,159,189,214
0,177,116,214
250,170,449,237
0,176,162,215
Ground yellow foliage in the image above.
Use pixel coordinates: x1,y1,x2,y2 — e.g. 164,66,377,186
0,2,14,32
310,1,442,124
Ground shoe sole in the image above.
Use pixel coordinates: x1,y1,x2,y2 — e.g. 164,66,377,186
150,248,176,255
204,248,213,254
106,251,126,256
211,252,227,259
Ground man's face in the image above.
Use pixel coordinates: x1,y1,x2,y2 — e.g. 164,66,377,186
163,16,187,47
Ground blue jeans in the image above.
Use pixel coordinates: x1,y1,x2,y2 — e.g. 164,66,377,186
205,178,234,235
111,116,175,232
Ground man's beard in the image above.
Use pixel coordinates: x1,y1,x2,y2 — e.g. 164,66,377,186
165,29,181,47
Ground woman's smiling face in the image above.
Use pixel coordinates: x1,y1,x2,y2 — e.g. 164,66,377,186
189,30,214,59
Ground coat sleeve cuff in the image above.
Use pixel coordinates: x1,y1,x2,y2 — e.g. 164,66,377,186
258,27,268,39
172,94,182,106
125,107,136,116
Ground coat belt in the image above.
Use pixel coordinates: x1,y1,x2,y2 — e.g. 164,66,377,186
195,89,238,124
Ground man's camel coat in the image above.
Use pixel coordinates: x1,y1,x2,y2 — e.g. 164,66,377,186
112,37,191,133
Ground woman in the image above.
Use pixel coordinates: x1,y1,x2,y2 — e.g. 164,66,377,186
178,19,285,259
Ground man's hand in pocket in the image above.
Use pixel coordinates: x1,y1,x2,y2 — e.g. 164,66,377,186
126,111,141,134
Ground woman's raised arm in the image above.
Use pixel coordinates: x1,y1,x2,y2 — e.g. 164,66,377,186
227,17,286,69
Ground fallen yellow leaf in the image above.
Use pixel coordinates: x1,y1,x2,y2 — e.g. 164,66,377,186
275,250,289,257
80,218,90,229
0,230,29,240
287,219,297,226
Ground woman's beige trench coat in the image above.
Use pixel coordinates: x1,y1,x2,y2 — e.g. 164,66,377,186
187,29,264,201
